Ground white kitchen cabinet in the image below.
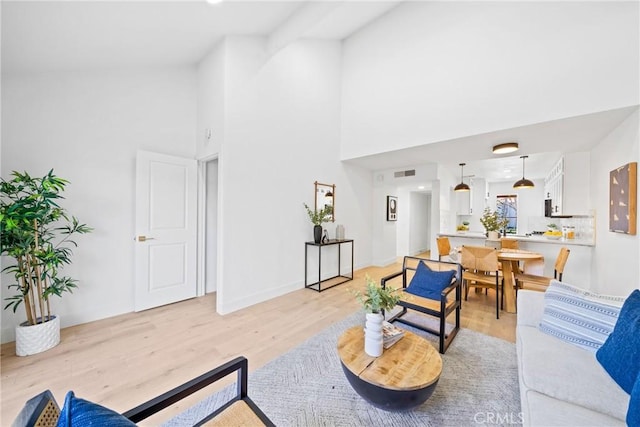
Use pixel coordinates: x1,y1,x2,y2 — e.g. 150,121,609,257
455,178,486,215
471,178,487,215
544,153,590,215
456,187,471,215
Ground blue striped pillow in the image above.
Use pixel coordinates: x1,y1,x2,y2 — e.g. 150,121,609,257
538,281,626,351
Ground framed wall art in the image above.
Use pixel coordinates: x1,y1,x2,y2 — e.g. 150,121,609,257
387,196,397,221
609,162,637,235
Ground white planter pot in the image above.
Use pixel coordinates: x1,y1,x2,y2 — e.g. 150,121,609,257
364,312,384,357
15,315,60,357
487,231,500,240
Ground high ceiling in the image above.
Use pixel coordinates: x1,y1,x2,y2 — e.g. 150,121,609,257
2,1,636,181
0,0,400,73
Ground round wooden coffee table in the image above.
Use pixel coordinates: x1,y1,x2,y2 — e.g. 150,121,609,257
337,325,442,411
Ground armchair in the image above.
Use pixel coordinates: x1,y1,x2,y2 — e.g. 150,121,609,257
381,257,462,353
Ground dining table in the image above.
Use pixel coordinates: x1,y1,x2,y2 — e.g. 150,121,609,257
451,247,544,314
497,249,544,313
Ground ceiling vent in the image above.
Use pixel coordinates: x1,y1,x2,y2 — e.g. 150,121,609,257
394,169,416,178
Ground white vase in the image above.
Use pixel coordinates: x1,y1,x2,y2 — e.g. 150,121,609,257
488,231,500,240
15,315,60,357
364,312,384,357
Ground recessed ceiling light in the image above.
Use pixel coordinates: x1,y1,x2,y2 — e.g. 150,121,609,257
206,0,223,4
418,186,425,190
492,142,519,154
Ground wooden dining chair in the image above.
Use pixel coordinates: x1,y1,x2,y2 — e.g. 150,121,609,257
461,246,501,319
436,237,452,261
515,247,570,292
500,238,519,249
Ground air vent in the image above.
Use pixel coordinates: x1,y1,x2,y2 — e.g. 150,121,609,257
394,169,416,178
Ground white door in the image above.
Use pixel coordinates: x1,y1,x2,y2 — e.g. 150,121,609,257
135,150,197,311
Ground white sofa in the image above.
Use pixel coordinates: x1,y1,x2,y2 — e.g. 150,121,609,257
516,290,629,426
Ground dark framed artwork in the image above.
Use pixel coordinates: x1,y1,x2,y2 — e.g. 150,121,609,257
609,162,637,235
387,196,397,221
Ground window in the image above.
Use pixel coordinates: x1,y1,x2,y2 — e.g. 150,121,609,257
496,195,517,234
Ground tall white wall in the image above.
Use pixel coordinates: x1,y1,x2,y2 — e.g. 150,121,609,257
341,1,639,160
196,41,226,159
1,68,197,342
590,110,640,296
212,36,373,313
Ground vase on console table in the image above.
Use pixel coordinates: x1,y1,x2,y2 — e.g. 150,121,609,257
364,312,384,357
313,225,322,244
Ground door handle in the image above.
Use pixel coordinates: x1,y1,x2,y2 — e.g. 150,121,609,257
136,236,155,242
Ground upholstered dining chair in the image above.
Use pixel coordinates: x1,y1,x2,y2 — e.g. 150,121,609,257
461,246,501,319
515,247,570,292
436,236,452,261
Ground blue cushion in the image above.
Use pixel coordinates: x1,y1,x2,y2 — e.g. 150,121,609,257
596,289,640,394
57,391,135,427
628,374,640,427
538,281,625,351
405,261,456,301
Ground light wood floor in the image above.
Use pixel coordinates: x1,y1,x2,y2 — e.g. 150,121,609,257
0,256,515,426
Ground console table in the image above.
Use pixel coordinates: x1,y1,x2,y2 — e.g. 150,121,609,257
304,239,354,292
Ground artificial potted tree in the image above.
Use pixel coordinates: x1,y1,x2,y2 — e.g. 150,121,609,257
353,275,402,357
303,203,332,244
1,170,91,356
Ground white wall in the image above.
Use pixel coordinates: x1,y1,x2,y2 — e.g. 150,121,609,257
408,192,430,255
371,164,438,265
341,1,639,160
205,159,219,293
1,68,197,342
209,36,373,313
590,110,640,296
196,41,226,159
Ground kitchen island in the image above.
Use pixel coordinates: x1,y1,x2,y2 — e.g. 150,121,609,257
438,232,594,290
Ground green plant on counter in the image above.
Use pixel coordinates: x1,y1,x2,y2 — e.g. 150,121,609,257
479,207,508,232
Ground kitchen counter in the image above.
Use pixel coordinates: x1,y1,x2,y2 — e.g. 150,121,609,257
439,232,594,288
438,232,594,247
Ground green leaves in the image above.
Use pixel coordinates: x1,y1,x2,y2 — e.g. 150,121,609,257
0,170,91,325
303,203,332,226
480,207,508,232
353,275,402,314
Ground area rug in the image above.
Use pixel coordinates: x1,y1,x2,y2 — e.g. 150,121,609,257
163,312,521,427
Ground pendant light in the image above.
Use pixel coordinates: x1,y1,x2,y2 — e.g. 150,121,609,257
454,163,470,192
513,155,535,189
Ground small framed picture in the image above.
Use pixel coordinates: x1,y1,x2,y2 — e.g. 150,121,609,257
387,196,397,221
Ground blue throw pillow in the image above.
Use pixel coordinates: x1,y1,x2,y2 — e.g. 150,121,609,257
57,391,136,427
628,374,640,427
596,289,640,394
405,261,456,301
